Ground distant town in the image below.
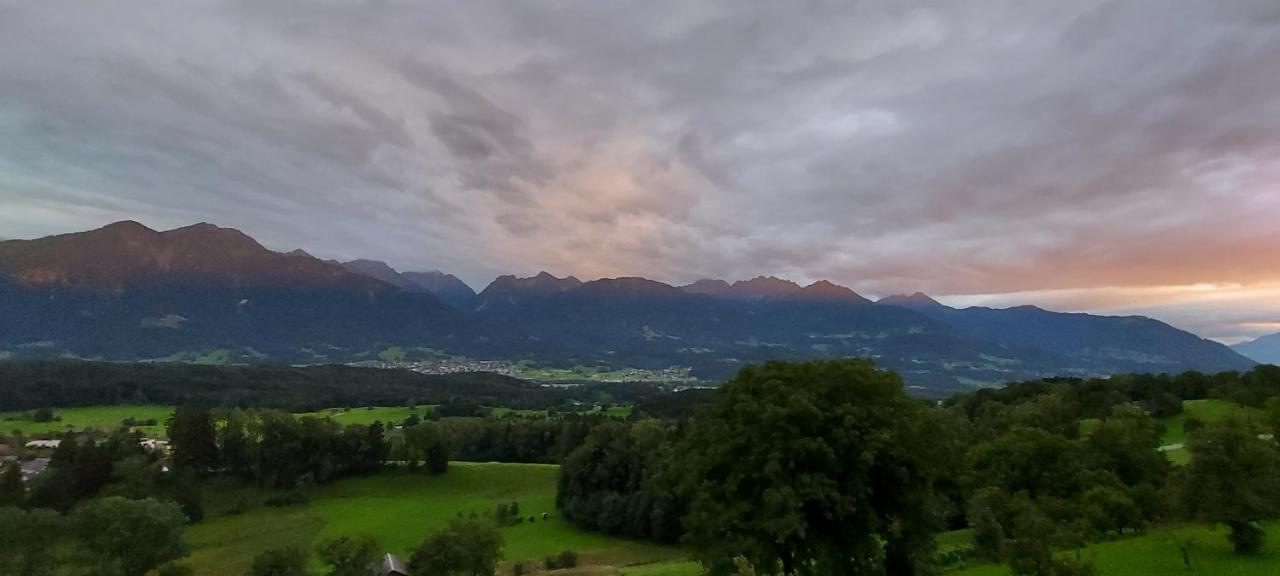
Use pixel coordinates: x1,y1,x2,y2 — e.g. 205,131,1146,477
360,358,701,386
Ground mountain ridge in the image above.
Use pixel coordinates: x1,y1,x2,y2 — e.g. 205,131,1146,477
1234,332,1280,365
0,221,1256,394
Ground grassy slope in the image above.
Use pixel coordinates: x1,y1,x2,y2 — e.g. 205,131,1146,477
291,406,438,426
186,463,680,576
950,521,1280,576
1159,400,1267,464
0,405,173,438
1160,400,1266,445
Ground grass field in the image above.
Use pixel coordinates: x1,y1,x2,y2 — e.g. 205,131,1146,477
1158,400,1267,464
292,406,436,426
949,521,1280,576
1160,400,1266,446
0,405,173,438
185,462,683,576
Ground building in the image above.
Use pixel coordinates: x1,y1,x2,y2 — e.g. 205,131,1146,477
379,553,410,576
21,458,50,481
141,439,170,452
25,439,61,449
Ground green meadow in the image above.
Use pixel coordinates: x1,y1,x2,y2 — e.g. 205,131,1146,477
1160,399,1266,445
1158,399,1267,464
949,521,1280,576
292,406,434,426
186,462,681,576
0,405,173,438
1082,399,1268,465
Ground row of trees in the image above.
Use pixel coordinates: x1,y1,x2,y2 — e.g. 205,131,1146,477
248,517,504,576
169,408,389,488
557,360,1280,576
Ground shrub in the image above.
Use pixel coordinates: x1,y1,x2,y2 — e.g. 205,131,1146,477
250,545,309,576
544,550,578,570
31,408,55,423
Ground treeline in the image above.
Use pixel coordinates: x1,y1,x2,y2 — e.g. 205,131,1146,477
0,359,674,412
949,365,1280,418
556,361,1280,576
171,408,388,489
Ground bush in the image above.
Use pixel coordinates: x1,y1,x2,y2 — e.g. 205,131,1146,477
1228,521,1266,555
250,545,309,576
544,550,578,570
513,561,527,576
31,408,55,423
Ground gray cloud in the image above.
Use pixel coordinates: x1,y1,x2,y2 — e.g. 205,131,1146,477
1,0,1279,340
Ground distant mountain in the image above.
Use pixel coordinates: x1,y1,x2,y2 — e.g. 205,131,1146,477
0,221,1257,395
336,259,477,309
475,271,582,310
339,259,406,288
0,221,387,292
681,276,804,299
681,278,732,296
877,292,945,310
878,296,1253,376
0,222,460,362
1234,333,1280,365
787,280,872,304
401,271,477,310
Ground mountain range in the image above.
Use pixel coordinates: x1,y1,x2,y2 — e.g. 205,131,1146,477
1233,333,1280,365
0,221,1258,395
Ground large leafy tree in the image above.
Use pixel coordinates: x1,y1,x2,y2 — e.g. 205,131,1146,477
673,360,947,576
168,406,219,473
1181,419,1280,554
0,507,66,576
409,517,504,576
71,497,188,576
0,460,24,507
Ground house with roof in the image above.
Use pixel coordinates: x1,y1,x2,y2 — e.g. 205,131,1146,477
25,439,61,449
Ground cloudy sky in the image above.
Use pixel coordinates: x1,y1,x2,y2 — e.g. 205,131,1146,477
1,1,1278,343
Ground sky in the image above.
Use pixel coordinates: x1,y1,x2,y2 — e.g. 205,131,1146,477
0,1,1278,344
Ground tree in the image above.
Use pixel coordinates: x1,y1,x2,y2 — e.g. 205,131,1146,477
673,360,946,576
30,435,116,511
1180,419,1280,554
0,460,24,507
406,423,449,475
173,466,205,522
71,497,188,576
250,545,309,576
0,507,65,576
168,407,219,473
1005,506,1096,576
316,535,379,576
31,407,55,423
409,517,503,576
1265,397,1280,438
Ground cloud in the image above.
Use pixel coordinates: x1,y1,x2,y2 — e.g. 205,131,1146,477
1,0,1279,340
